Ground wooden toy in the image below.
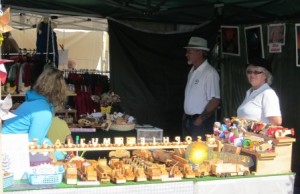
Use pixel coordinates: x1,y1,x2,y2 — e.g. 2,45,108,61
274,128,294,138
95,158,112,183
65,166,77,184
109,149,130,158
166,154,194,178
194,160,212,177
122,164,135,181
182,165,196,179
133,167,147,182
111,168,126,184
254,142,273,153
144,167,160,180
266,126,295,139
211,163,249,177
168,166,183,178
123,158,147,181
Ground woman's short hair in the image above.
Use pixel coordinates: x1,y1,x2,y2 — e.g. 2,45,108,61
263,68,273,85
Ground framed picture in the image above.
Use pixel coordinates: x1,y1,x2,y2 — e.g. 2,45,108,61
295,24,300,67
244,25,264,63
221,26,240,56
268,24,285,45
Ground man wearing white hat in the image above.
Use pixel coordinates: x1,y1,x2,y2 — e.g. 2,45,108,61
182,36,220,141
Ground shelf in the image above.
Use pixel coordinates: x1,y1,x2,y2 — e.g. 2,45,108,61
29,143,189,152
1,91,77,97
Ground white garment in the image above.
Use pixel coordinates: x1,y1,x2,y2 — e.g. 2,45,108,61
184,60,220,115
237,83,281,124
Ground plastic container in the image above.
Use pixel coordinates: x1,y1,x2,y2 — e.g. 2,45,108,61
27,166,65,185
3,173,14,188
136,127,163,142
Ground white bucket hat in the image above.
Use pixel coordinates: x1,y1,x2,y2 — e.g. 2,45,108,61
184,37,210,51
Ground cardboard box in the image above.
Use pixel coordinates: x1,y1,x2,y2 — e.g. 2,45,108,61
136,126,163,143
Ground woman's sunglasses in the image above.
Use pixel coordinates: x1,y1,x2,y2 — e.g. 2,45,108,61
246,70,263,75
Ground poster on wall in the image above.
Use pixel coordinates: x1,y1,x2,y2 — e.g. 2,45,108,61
221,26,240,56
244,25,264,63
296,24,300,67
268,24,285,53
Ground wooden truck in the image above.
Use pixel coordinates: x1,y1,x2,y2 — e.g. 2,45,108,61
79,162,97,181
211,163,249,177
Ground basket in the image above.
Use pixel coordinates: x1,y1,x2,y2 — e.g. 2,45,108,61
3,173,14,189
110,123,135,131
27,166,65,185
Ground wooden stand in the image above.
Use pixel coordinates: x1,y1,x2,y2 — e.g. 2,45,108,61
242,137,296,175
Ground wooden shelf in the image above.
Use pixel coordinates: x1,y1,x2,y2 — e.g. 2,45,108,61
241,148,276,160
241,135,296,175
29,144,189,152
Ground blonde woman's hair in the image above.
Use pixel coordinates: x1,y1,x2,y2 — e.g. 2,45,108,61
33,66,67,107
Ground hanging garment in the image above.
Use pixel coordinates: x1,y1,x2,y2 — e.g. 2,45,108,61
36,21,59,67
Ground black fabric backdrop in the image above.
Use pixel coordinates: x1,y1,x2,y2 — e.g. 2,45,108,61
108,19,218,137
108,20,300,182
109,19,189,137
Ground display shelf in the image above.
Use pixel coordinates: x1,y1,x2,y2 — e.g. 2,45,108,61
29,143,189,153
241,136,296,175
241,148,276,159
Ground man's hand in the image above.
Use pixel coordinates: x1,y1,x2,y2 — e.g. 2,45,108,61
193,116,203,126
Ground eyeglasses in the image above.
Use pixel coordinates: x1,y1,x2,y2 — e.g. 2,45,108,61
246,70,263,75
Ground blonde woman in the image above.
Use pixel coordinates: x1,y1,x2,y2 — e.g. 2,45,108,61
237,57,282,125
2,66,68,146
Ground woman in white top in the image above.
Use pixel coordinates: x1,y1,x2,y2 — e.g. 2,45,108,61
237,57,282,125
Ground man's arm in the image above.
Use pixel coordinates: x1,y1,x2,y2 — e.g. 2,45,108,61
268,116,282,126
194,98,220,125
200,98,220,120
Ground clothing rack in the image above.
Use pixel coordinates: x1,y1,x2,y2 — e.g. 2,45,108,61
63,69,110,78
63,69,110,118
1,48,54,56
63,69,109,74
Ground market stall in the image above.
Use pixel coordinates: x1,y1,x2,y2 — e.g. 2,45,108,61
1,115,296,193
1,1,300,193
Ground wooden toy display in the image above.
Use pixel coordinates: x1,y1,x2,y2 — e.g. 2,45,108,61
23,117,296,186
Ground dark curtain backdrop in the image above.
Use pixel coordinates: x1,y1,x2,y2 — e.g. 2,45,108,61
108,19,190,137
108,19,300,177
108,19,218,137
